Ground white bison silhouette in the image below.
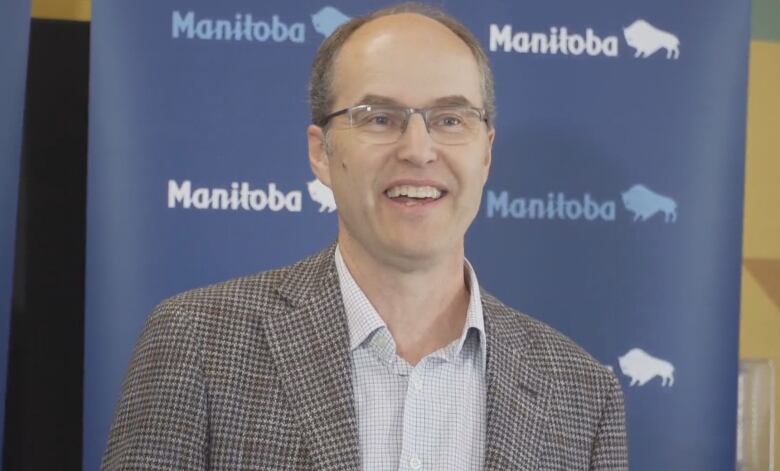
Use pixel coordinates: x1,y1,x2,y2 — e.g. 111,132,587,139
619,348,675,387
622,184,677,223
623,20,680,59
311,7,351,37
307,179,337,213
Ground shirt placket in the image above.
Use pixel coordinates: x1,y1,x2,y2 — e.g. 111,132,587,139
399,355,427,471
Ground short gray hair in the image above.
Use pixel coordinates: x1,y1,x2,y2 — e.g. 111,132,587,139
309,2,496,128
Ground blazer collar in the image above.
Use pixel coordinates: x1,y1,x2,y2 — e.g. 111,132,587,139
265,243,361,470
267,244,553,469
482,293,554,469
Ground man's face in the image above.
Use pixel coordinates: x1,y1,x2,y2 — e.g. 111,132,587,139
308,14,494,267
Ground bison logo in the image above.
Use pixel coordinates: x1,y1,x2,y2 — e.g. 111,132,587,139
311,6,351,38
623,19,680,59
622,184,677,223
619,348,675,387
307,179,337,213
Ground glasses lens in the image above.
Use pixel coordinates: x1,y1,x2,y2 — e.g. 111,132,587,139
427,107,482,145
349,106,405,144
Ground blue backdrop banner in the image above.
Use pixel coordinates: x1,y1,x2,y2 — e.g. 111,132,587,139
86,1,750,469
0,0,30,456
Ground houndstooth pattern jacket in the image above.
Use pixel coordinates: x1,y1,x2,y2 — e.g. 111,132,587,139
102,245,628,470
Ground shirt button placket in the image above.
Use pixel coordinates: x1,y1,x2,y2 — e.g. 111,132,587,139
402,367,425,471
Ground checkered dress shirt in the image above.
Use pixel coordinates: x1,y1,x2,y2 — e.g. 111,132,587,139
335,247,487,470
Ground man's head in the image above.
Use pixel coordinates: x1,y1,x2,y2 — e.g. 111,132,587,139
309,3,496,130
307,4,496,268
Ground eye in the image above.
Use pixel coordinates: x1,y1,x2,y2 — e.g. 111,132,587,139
430,109,469,130
353,108,403,129
438,115,463,127
367,113,393,126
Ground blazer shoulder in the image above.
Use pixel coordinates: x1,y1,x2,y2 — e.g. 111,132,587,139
148,245,336,332
157,267,286,320
482,291,616,387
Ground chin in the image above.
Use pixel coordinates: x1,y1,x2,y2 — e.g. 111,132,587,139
381,237,452,263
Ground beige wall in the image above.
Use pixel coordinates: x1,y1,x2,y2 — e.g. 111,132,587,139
741,38,780,468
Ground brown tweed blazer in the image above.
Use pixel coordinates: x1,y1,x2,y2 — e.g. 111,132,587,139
103,245,628,470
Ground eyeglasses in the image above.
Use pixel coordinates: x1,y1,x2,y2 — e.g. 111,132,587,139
320,104,489,145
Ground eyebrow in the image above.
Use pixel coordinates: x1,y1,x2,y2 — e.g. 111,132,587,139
430,95,477,107
355,94,478,108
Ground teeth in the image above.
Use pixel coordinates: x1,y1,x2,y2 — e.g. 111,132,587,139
386,185,442,199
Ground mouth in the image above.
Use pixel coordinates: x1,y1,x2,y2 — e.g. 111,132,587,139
384,184,447,206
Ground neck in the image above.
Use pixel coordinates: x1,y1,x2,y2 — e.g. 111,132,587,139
338,234,470,365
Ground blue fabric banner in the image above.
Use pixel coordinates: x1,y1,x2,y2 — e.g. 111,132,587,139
86,0,750,469
0,0,30,456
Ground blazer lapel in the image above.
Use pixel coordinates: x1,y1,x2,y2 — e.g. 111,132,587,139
264,245,361,470
483,295,553,470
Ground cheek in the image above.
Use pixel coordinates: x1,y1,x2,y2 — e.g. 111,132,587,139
472,156,488,181
334,155,355,181
328,137,353,174
330,158,373,205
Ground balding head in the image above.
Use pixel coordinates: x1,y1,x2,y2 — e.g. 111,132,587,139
309,3,495,128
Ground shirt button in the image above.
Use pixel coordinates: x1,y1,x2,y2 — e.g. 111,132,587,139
413,378,423,391
410,456,422,469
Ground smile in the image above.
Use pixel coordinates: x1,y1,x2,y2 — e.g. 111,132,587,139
384,185,446,205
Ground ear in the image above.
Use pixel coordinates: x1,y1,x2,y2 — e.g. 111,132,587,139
482,127,495,183
307,124,331,187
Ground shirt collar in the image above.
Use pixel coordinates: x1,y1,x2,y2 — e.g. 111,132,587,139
335,246,386,352
457,258,486,365
335,245,486,368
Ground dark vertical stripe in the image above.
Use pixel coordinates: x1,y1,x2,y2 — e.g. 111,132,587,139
3,18,89,471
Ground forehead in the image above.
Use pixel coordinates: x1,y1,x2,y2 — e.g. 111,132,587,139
330,13,483,109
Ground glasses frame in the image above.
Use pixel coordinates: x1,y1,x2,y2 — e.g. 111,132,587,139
318,104,489,145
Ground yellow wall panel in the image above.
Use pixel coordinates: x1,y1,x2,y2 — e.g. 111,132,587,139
741,38,780,469
32,0,90,21
741,268,780,356
743,41,780,259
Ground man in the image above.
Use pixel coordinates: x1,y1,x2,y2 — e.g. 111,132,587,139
103,3,628,470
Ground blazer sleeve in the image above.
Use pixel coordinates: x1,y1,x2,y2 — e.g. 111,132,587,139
102,301,209,470
589,372,629,471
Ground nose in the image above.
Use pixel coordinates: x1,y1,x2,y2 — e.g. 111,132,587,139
395,113,437,166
